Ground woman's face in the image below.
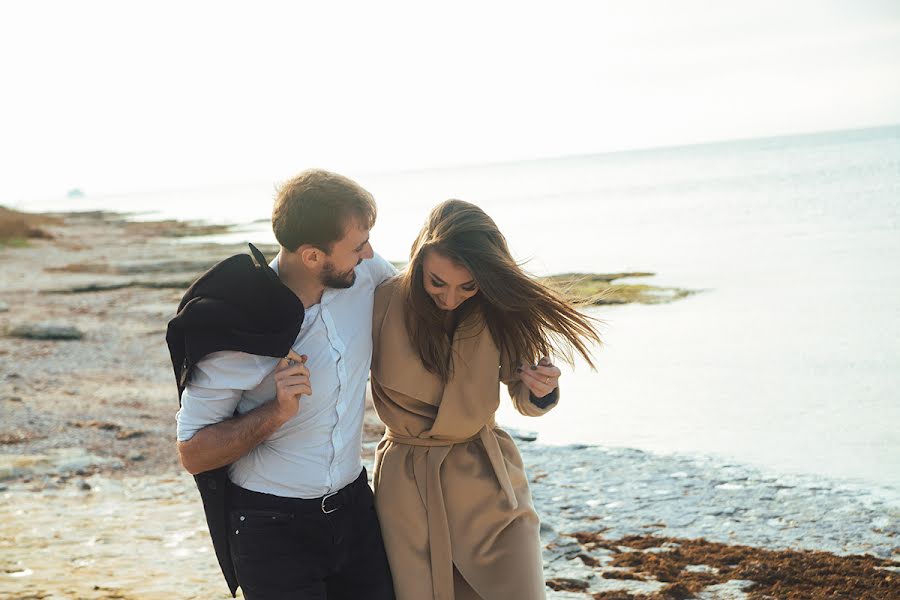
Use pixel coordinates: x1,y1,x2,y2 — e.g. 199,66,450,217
422,250,479,311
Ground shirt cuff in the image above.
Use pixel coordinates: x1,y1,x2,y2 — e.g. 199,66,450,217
529,387,559,409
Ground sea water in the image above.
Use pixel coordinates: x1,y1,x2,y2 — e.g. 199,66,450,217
18,125,900,491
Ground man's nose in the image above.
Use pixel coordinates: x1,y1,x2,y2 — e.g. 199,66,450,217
361,243,374,260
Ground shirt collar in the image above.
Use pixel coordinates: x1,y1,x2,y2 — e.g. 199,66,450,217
269,252,280,275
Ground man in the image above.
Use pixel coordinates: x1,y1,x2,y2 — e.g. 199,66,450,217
174,169,396,599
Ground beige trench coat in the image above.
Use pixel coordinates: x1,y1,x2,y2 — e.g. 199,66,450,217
371,279,557,600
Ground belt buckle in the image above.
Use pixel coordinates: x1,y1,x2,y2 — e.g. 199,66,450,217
321,491,340,514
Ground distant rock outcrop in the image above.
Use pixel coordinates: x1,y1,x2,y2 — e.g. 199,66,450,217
8,322,84,340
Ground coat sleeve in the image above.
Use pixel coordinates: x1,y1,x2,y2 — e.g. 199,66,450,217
499,349,560,417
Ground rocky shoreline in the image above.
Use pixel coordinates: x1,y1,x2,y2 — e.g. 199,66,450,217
2,439,897,599
1,209,898,599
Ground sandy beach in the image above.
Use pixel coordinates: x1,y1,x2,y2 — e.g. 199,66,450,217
1,210,898,599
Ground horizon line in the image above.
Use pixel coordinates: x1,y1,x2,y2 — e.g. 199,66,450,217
8,120,899,206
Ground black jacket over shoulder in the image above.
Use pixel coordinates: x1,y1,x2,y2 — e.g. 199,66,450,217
165,243,303,597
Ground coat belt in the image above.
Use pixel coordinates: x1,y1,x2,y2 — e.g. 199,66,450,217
383,425,519,600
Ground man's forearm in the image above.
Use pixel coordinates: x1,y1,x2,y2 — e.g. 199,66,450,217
177,400,286,475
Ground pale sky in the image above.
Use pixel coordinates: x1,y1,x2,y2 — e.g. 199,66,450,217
1,0,898,200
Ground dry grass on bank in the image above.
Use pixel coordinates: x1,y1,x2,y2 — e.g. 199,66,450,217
0,206,58,245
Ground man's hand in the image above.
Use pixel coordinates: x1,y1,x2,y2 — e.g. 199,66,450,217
177,349,312,475
274,349,311,423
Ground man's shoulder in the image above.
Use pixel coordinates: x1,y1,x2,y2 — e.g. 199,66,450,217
199,252,258,284
356,252,398,287
179,251,281,309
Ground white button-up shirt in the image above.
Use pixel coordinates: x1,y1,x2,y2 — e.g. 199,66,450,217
175,252,396,498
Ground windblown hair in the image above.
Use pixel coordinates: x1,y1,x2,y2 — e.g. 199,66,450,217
399,199,601,381
272,169,377,252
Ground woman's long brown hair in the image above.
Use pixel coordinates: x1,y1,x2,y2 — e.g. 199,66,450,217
399,199,601,381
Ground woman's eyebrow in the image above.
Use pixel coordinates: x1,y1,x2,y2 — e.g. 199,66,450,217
429,272,475,286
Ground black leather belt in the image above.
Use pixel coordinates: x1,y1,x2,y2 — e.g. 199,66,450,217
228,467,369,515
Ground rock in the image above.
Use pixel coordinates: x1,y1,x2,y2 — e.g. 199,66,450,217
545,591,590,600
545,539,583,561
684,564,720,574
666,514,698,528
505,427,539,442
0,448,122,481
540,520,561,545
0,301,8,312
869,546,895,559
127,452,146,462
696,579,755,600
114,428,146,440
76,479,91,491
545,577,589,592
589,577,667,595
8,323,84,340
715,483,744,491
539,272,696,305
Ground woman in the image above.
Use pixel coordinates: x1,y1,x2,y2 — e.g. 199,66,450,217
371,200,601,600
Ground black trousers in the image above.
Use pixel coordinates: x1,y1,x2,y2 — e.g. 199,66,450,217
227,468,395,600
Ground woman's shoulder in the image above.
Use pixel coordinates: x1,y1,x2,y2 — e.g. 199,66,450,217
375,275,401,302
373,276,403,329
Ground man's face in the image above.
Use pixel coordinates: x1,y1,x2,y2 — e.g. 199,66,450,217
320,219,374,289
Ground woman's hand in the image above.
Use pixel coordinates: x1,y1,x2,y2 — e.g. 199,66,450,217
517,357,561,398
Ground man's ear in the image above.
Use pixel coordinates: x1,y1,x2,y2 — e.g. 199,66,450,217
299,245,321,268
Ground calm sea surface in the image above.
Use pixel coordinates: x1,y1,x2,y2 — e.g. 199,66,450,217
19,126,900,492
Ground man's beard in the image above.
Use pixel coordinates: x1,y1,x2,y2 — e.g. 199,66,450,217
320,260,358,289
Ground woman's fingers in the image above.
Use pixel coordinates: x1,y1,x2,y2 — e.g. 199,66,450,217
524,363,561,380
516,358,561,397
520,367,554,385
518,367,556,397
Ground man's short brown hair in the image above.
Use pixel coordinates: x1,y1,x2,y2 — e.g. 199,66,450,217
272,169,377,252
